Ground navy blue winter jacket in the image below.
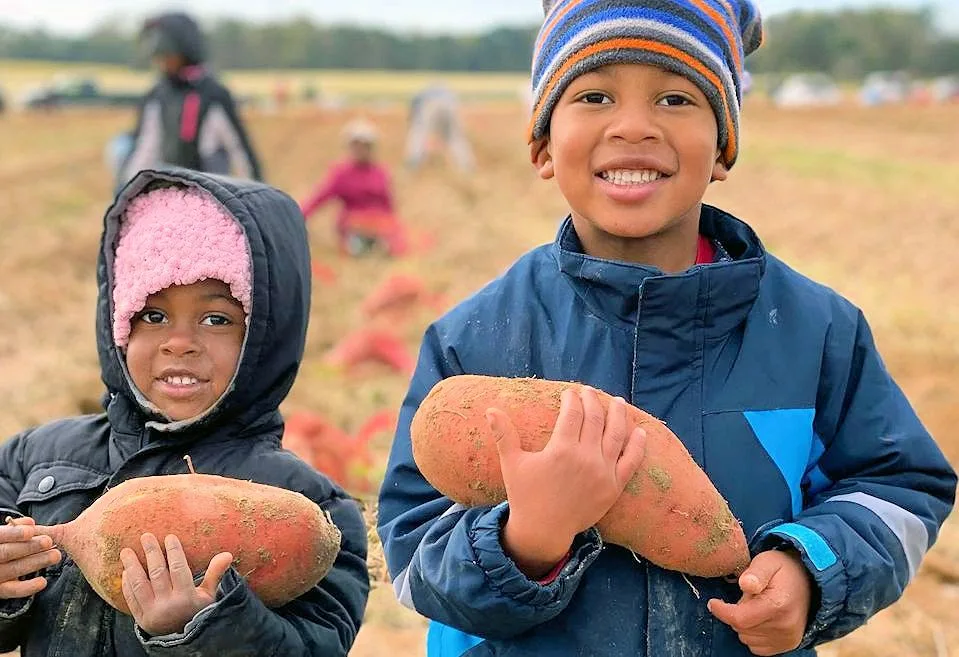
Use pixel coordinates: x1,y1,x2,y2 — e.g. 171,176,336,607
378,206,956,656
0,168,369,656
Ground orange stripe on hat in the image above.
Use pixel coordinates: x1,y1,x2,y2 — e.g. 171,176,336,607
536,0,588,51
690,0,742,73
528,37,737,164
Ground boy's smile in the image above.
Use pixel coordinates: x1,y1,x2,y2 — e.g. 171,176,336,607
532,63,728,271
125,279,245,421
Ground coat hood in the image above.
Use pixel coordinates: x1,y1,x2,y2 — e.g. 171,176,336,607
96,167,311,441
141,12,207,65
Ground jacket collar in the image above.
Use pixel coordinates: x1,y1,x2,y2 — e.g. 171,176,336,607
552,204,767,336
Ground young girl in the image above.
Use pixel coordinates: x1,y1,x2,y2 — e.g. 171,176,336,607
0,168,369,656
300,119,405,257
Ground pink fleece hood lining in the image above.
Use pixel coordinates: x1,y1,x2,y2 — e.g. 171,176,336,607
112,186,253,348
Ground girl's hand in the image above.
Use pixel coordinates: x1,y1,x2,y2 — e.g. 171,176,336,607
120,533,233,636
0,517,61,599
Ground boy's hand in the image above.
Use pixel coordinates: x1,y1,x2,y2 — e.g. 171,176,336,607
0,517,62,599
120,533,233,636
707,548,814,656
489,387,646,579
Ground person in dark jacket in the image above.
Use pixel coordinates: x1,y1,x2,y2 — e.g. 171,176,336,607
377,1,956,656
118,13,262,188
0,168,368,656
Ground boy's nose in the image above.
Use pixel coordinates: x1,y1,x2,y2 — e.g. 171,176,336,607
607,104,664,144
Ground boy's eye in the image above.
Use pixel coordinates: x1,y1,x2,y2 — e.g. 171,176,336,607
201,314,233,327
657,94,693,107
139,310,166,324
579,92,612,105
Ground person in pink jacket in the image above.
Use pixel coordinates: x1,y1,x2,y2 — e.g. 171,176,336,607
300,119,405,257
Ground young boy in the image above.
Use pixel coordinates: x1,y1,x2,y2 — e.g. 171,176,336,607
119,13,262,188
378,1,956,656
0,168,369,655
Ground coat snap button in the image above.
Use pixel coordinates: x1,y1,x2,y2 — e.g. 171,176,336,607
38,476,55,493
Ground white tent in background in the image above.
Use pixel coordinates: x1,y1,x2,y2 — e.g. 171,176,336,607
771,73,843,108
859,71,910,106
931,76,959,103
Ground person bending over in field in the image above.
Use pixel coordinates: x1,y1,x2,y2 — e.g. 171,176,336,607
377,1,956,655
118,13,262,188
405,85,475,174
0,168,368,656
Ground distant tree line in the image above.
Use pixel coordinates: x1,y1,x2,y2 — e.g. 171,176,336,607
0,8,956,78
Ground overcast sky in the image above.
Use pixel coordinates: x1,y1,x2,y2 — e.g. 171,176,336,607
2,0,956,35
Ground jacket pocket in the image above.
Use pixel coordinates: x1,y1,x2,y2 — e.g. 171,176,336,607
17,462,110,527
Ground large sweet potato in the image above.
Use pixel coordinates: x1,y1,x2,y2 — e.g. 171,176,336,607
34,468,342,614
411,375,749,577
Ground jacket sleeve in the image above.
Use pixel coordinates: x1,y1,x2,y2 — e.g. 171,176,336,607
119,95,163,188
759,309,956,647
377,324,603,640
299,169,341,220
0,431,37,651
383,169,395,213
138,491,369,656
198,90,263,182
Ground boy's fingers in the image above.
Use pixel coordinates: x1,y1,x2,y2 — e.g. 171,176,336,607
552,388,584,446
0,575,47,599
739,552,783,595
199,552,234,598
615,427,647,487
708,595,777,631
578,387,606,447
140,533,172,596
601,397,629,462
487,409,521,458
164,535,195,591
707,598,738,626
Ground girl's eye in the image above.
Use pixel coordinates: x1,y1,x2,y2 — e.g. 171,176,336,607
580,92,612,105
658,94,692,107
139,310,166,324
201,314,233,327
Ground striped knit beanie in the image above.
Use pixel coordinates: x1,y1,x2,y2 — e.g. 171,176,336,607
530,0,763,168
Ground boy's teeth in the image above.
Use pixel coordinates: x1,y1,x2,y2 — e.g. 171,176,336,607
601,169,663,185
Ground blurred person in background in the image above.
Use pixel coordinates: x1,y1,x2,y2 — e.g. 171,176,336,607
300,119,406,257
405,84,475,173
116,12,262,189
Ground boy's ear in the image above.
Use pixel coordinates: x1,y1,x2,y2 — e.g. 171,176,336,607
711,153,729,182
530,138,554,180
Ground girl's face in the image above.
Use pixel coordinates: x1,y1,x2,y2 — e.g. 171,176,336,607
349,139,374,164
125,279,245,421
